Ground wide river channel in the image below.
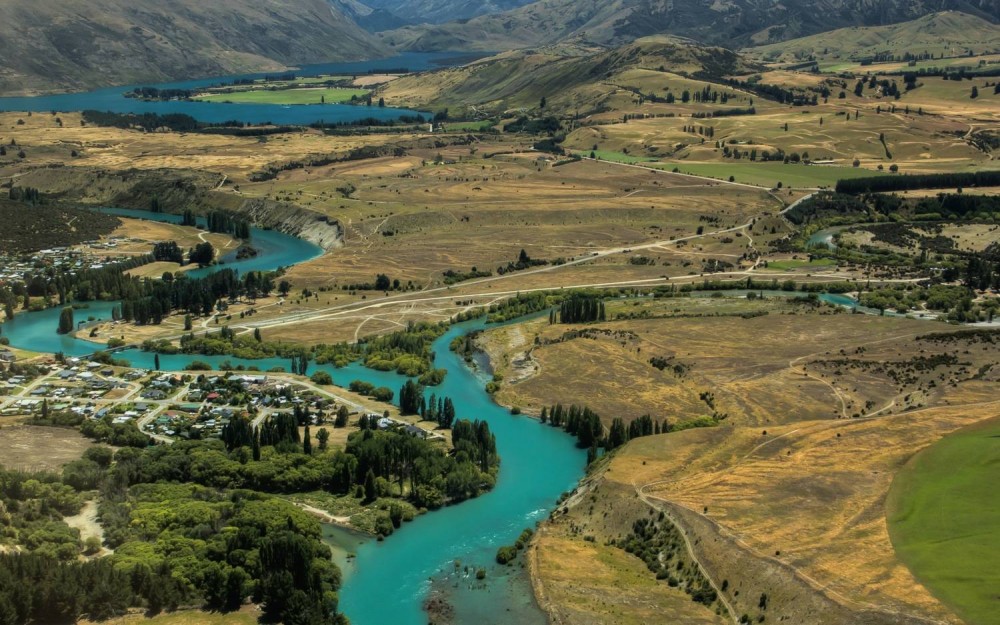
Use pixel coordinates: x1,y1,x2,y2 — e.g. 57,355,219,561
1,209,585,624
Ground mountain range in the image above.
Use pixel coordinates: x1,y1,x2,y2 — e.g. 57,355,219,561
0,0,384,95
332,0,536,31
0,0,996,95
378,0,999,51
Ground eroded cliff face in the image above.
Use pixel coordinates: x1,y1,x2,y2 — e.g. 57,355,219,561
234,197,343,250
10,165,344,250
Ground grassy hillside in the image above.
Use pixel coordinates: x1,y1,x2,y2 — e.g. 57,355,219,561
379,0,999,52
513,306,1000,625
378,37,759,112
749,11,1000,64
0,0,385,96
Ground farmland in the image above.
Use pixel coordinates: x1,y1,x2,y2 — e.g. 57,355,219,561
888,416,1000,625
193,87,370,105
0,20,997,624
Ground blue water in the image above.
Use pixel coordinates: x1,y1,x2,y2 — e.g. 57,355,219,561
806,228,838,248
0,208,585,624
93,208,323,278
2,208,322,357
2,210,909,623
333,317,584,625
0,52,477,125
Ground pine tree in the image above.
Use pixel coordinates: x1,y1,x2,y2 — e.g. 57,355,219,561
440,398,456,429
335,405,349,428
303,426,312,455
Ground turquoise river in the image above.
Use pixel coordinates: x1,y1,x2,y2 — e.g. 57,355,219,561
2,209,918,623
0,209,585,624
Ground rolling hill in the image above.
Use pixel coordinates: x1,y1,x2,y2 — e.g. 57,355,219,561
378,36,760,113
378,0,999,52
747,11,1000,63
0,0,386,96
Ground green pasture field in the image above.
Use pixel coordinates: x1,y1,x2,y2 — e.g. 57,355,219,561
887,416,1000,625
762,258,838,270
194,87,369,105
655,161,887,188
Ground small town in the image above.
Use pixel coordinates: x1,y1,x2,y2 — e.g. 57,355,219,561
0,354,441,446
0,240,136,289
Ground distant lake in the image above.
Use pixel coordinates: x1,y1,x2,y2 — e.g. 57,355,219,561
0,52,483,125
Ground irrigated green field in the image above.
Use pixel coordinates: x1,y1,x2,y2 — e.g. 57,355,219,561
194,87,369,105
574,149,658,164
573,152,891,188
661,161,888,188
887,416,1000,625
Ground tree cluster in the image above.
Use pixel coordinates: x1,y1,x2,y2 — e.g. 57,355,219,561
835,171,1000,194
558,294,607,323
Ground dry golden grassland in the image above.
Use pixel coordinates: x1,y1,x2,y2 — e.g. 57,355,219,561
485,300,948,426
75,218,241,280
564,100,990,181
840,222,1000,255
633,390,999,624
529,312,998,625
0,112,421,180
531,513,727,625
0,425,96,471
259,152,784,287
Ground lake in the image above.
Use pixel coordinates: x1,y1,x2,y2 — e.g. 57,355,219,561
0,52,481,125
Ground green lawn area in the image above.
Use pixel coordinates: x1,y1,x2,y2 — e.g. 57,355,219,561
654,161,889,188
818,56,998,75
887,416,1000,625
577,149,658,164
761,258,837,270
194,87,369,105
